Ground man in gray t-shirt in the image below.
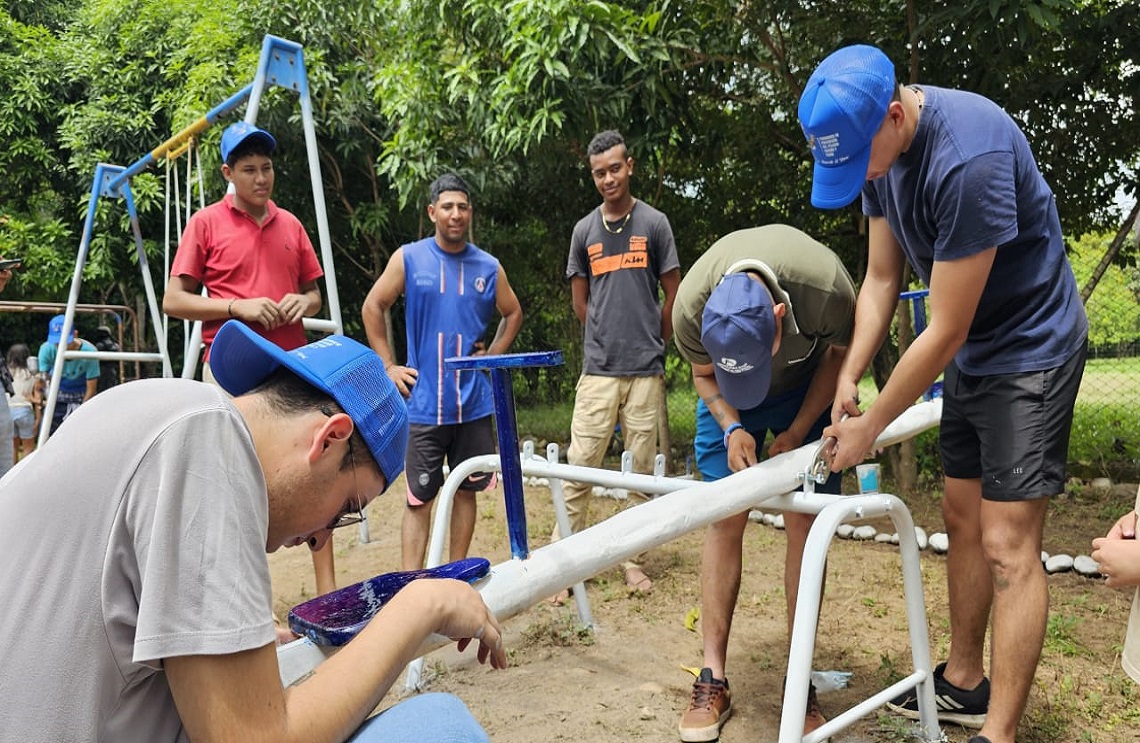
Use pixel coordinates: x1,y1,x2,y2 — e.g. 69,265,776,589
0,320,506,743
550,129,681,603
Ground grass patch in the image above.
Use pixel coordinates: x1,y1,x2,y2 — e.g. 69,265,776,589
1044,614,1088,658
521,612,595,647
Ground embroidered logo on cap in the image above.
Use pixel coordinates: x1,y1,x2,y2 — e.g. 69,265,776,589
716,357,754,374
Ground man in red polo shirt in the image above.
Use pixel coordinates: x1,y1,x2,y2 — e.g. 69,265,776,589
164,121,329,604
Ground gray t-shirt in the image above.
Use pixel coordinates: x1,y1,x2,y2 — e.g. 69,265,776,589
0,379,275,742
673,225,856,398
567,200,680,376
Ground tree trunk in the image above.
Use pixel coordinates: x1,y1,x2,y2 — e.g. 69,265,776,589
1079,198,1140,303
869,267,918,496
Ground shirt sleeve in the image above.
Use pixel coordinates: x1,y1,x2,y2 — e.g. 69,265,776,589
130,408,274,664
170,211,209,281
296,222,324,284
932,151,1019,261
566,219,589,279
653,213,681,276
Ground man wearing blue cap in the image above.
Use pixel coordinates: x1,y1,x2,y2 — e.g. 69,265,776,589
0,320,506,742
799,45,1088,743
37,313,101,434
671,225,855,742
164,121,334,595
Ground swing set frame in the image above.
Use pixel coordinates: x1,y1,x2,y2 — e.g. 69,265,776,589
39,35,345,446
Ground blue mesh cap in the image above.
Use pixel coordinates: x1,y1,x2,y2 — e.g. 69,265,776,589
210,320,409,492
220,121,277,163
798,44,896,209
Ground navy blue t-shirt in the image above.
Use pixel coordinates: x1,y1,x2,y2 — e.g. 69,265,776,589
863,86,1086,375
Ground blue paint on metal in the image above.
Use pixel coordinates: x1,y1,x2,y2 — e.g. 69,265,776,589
288,558,491,646
444,351,564,559
444,350,563,371
898,289,941,400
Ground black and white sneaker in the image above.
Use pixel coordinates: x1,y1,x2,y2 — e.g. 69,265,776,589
885,662,989,729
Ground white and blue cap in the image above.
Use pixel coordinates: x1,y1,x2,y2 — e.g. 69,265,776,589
701,273,777,412
46,314,70,344
210,320,408,492
220,121,277,163
798,44,896,209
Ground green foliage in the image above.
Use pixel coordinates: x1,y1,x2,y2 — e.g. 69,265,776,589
1069,232,1140,348
1045,613,1088,657
0,0,1137,481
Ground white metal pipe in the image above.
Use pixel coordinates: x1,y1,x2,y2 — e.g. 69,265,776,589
280,399,943,690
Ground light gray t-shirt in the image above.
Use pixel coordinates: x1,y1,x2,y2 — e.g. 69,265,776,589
0,379,275,742
673,225,856,398
567,200,680,376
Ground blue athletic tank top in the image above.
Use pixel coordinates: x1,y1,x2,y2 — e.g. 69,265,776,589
403,237,499,425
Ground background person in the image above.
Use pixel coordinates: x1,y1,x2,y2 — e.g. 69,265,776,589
671,225,854,742
799,44,1088,743
553,129,681,601
92,325,121,392
363,173,522,572
37,314,100,434
0,320,506,742
163,121,336,595
0,257,15,477
6,342,41,461
1091,489,1140,685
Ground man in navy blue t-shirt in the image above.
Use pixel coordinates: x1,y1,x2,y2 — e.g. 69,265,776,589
799,45,1088,743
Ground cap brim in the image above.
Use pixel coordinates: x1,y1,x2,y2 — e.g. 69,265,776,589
715,356,774,412
810,145,871,209
210,321,302,397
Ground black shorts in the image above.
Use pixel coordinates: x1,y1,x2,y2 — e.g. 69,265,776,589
939,340,1086,502
405,417,496,506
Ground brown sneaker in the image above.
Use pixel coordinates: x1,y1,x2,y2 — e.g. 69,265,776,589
804,682,828,736
679,668,732,742
783,678,829,738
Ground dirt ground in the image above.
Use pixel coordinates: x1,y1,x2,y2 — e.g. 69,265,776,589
268,473,1140,742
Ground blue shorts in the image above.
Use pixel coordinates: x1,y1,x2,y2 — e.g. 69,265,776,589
10,405,35,439
694,382,841,494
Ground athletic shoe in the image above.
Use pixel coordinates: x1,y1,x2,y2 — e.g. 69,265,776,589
966,737,994,743
804,682,828,736
783,677,829,738
885,662,989,729
679,668,732,742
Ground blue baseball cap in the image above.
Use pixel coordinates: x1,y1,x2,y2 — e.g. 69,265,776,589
798,44,896,209
46,314,71,344
209,320,409,492
701,273,777,411
220,121,277,164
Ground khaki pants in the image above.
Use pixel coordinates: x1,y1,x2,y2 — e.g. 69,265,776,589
553,373,661,570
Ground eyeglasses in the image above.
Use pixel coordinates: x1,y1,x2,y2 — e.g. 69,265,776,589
321,405,366,531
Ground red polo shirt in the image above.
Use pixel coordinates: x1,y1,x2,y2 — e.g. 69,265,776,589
171,194,324,358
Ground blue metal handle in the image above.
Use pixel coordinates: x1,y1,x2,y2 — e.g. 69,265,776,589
443,351,564,560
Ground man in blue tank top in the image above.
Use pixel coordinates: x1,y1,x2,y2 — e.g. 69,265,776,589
799,45,1088,743
363,174,523,571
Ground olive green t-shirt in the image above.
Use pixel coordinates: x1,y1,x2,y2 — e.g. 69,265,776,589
672,224,856,398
